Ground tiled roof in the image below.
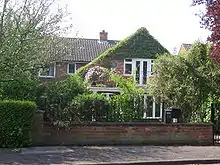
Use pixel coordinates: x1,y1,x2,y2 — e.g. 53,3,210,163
51,38,118,62
181,43,192,51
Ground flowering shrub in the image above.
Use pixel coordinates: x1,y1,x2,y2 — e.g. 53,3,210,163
85,66,115,87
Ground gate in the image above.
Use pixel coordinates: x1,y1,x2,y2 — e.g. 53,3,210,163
211,103,220,145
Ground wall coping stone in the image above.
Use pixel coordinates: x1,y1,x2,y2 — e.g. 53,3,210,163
58,122,213,127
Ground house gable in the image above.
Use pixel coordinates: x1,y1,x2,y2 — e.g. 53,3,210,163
79,27,169,73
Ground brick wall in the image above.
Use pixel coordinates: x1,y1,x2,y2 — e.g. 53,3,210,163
40,62,89,81
32,112,213,146
56,62,67,80
56,62,88,79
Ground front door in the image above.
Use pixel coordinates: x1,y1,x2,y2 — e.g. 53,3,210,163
133,59,150,85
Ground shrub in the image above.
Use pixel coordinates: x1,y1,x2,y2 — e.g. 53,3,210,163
110,94,145,122
71,93,110,122
1,75,39,101
0,100,36,148
109,73,146,122
85,66,115,87
43,74,90,122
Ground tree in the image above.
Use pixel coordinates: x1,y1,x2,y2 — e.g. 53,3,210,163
149,42,220,122
0,0,71,100
0,0,71,80
192,0,220,65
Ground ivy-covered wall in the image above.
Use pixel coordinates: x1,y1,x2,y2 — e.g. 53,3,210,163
78,27,169,75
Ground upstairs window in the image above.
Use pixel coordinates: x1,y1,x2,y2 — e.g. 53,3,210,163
124,59,132,75
67,63,76,74
39,63,55,78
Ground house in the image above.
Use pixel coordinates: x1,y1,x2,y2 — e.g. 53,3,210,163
79,27,169,120
40,27,169,120
40,28,169,85
39,30,119,80
178,43,192,54
79,27,169,86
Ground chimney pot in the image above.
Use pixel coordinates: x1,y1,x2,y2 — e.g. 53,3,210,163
99,30,108,41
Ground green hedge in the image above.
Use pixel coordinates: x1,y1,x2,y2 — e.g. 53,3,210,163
0,100,36,148
71,93,110,122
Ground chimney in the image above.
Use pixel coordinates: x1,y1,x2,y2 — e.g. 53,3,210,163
99,30,108,41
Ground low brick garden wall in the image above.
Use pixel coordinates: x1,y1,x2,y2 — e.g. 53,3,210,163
32,112,213,146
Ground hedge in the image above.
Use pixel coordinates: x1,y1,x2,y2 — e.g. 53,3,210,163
71,93,110,122
0,100,36,148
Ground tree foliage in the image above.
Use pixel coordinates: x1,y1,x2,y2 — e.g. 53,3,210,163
149,42,220,122
0,0,71,100
41,74,89,125
0,0,71,80
193,0,220,65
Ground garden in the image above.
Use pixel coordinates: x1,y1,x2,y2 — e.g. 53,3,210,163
1,42,220,148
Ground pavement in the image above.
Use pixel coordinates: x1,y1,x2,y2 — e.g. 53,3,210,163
1,146,220,164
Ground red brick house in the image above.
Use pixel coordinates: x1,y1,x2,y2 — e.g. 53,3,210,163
39,27,169,120
39,28,168,86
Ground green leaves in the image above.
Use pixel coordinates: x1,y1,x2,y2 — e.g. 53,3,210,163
42,74,89,123
71,93,110,122
78,27,169,75
110,94,145,122
149,42,220,122
0,100,36,148
1,75,39,101
0,0,71,81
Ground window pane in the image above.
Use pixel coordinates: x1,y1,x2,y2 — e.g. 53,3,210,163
135,61,140,83
143,61,147,84
48,64,55,76
40,63,55,77
146,96,153,117
68,64,75,73
125,64,132,74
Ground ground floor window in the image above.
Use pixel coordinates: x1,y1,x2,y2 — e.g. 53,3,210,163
143,95,162,119
39,63,56,78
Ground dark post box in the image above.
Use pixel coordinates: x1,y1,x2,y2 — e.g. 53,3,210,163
164,107,182,123
164,109,172,123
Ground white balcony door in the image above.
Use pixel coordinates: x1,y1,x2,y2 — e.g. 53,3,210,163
132,59,151,85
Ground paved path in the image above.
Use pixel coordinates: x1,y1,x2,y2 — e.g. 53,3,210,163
1,146,220,164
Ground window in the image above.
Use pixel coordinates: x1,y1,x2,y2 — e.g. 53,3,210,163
39,63,55,78
67,63,76,74
143,96,162,119
124,59,132,75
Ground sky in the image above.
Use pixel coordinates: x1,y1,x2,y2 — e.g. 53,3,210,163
59,0,210,53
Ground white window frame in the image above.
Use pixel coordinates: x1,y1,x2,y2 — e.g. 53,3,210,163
67,63,76,75
39,63,56,78
143,95,163,119
124,58,155,85
124,59,133,76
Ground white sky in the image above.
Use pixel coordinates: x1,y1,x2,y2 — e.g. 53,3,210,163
59,0,210,53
